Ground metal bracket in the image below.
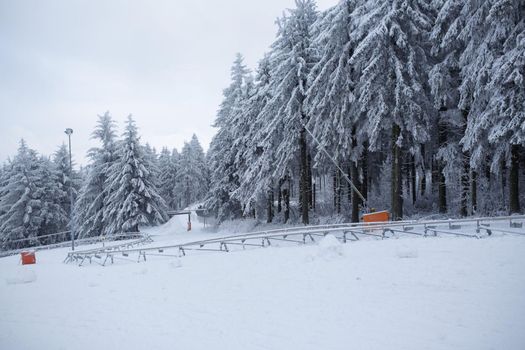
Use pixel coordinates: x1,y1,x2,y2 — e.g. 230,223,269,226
102,254,114,266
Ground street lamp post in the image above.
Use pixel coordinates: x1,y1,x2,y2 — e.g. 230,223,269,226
64,128,75,251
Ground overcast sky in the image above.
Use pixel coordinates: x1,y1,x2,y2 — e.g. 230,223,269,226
0,0,338,166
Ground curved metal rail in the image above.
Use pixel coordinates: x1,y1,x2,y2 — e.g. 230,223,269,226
64,215,525,266
0,233,151,259
63,233,153,264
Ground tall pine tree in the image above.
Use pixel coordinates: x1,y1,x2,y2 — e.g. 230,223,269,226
74,112,119,238
103,116,168,234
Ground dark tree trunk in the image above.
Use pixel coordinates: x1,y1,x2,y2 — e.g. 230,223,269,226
471,170,477,214
347,165,352,205
509,145,521,214
336,168,342,214
460,153,469,217
350,161,361,223
277,179,283,213
312,177,316,211
391,123,403,220
460,110,470,217
502,159,507,209
290,176,294,198
410,155,417,205
404,153,411,197
299,127,309,224
437,117,447,213
283,177,290,223
333,170,338,212
361,143,369,201
485,162,491,181
420,144,427,197
431,158,439,199
350,129,362,222
438,165,447,214
266,188,274,223
307,153,313,209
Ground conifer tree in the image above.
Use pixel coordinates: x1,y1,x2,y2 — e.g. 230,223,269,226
74,111,119,238
305,0,367,222
349,0,435,220
158,147,179,209
207,54,251,221
103,116,168,234
0,141,68,249
232,55,275,212
53,144,81,224
250,0,318,224
469,7,525,213
176,135,209,209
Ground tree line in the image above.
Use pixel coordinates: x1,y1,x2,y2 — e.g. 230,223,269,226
205,0,525,224
0,113,208,249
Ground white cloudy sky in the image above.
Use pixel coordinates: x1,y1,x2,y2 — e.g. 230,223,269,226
0,0,337,165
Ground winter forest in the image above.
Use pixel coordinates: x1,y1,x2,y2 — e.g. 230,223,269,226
1,0,524,249
0,115,209,249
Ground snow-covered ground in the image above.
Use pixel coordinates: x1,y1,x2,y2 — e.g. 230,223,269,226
1,216,525,350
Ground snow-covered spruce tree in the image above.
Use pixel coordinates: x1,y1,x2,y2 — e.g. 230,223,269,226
0,141,41,249
305,0,374,222
244,0,318,224
475,17,525,213
428,0,521,216
158,147,179,209
449,0,496,215
38,155,71,239
74,111,119,238
52,144,81,227
428,0,466,215
458,0,525,214
0,140,68,249
103,116,168,234
0,163,11,220
206,53,251,222
175,134,209,209
232,54,277,222
144,143,160,190
170,149,182,209
348,0,435,220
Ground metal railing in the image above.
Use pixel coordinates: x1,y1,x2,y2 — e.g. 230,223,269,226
1,232,152,258
62,233,153,264
1,230,73,252
64,215,525,266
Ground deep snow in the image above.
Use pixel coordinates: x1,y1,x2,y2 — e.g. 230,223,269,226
1,216,525,350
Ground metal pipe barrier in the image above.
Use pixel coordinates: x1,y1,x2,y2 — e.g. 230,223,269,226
1,232,151,258
64,215,525,266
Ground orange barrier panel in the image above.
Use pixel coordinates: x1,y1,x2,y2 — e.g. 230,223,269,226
21,251,36,265
187,221,192,231
362,210,390,223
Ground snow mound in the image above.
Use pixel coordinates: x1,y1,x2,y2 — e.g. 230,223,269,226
307,234,345,261
146,214,187,236
169,259,183,269
5,268,37,285
396,245,419,259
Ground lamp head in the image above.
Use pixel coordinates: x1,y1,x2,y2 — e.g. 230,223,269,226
65,128,73,135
